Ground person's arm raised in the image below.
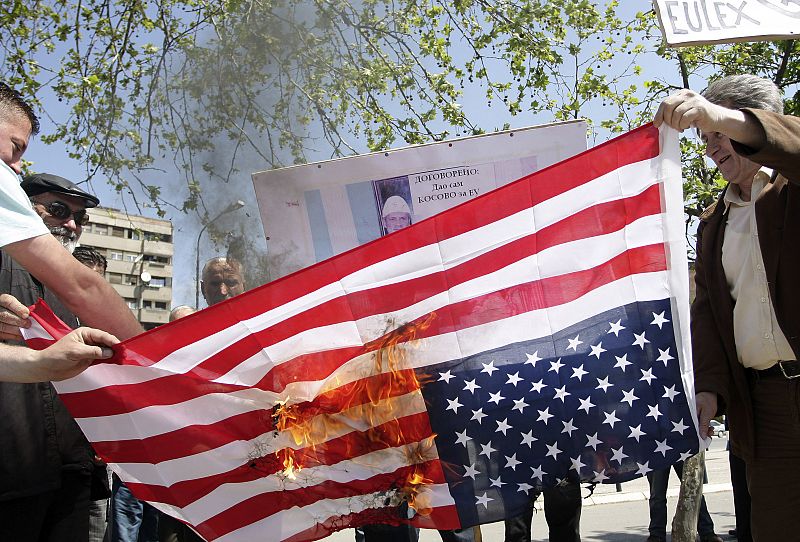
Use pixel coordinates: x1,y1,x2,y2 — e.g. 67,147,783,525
4,233,143,339
653,89,763,147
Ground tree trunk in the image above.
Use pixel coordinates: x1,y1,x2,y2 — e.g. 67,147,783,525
672,451,704,542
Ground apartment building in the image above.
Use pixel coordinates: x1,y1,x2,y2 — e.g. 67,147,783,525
79,207,174,329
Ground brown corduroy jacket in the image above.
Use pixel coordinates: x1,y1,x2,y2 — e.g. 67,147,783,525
692,107,800,463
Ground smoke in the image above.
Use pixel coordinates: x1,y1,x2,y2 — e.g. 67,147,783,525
31,1,379,307
139,2,331,304
181,1,389,297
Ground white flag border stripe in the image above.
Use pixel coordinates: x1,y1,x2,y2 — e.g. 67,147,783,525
656,126,700,442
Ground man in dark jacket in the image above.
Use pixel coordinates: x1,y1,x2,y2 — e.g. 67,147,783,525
0,174,108,542
654,75,800,540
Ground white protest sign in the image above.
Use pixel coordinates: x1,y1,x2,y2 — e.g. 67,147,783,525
654,0,799,47
252,120,587,279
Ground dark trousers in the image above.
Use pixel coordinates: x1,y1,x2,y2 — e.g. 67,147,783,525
439,528,480,542
504,479,582,542
729,451,752,542
646,462,715,539
360,524,419,542
745,375,800,541
0,470,92,542
158,513,204,542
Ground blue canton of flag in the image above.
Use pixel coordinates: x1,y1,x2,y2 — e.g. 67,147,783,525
421,298,697,526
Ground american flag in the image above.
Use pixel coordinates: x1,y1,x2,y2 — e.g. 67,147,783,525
23,124,699,541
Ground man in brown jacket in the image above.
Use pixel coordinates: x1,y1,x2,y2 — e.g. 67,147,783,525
654,75,800,540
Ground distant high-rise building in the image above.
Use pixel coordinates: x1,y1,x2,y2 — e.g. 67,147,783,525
80,207,174,330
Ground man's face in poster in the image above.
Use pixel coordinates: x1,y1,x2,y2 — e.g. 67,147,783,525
382,212,411,233
381,195,413,234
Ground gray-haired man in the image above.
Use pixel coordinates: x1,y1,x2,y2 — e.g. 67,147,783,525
655,74,800,540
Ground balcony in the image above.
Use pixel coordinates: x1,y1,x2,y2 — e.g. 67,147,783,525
143,240,173,257
80,234,143,253
138,308,169,326
108,284,137,299
141,287,173,302
141,261,174,276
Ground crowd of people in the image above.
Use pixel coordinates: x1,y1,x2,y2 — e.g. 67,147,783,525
0,70,798,542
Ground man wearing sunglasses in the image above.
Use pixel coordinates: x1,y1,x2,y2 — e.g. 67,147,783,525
22,173,98,253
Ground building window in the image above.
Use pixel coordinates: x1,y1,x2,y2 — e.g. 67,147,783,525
143,232,171,242
112,227,125,238
109,252,123,261
123,252,138,262
143,254,170,265
149,277,167,288
142,300,153,309
127,230,141,240
108,273,122,284
126,299,138,310
155,301,168,310
93,224,108,235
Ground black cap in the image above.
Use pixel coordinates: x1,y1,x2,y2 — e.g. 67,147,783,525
21,173,100,208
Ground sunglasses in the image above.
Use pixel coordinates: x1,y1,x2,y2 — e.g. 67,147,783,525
34,200,89,226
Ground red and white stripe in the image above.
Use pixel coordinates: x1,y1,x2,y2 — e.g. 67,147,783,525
24,124,682,541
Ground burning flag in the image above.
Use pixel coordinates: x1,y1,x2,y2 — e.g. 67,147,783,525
23,124,699,541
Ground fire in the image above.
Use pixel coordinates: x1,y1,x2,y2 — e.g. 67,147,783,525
397,435,438,516
282,454,299,480
271,313,438,515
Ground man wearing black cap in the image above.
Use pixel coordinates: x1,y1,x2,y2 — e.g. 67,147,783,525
0,174,112,542
23,172,100,253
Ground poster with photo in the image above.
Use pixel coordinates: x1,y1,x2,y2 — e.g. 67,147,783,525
373,176,414,235
253,120,587,279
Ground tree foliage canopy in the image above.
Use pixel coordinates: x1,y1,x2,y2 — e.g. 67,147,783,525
1,1,798,246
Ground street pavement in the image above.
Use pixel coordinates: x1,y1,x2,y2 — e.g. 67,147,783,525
323,436,737,541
